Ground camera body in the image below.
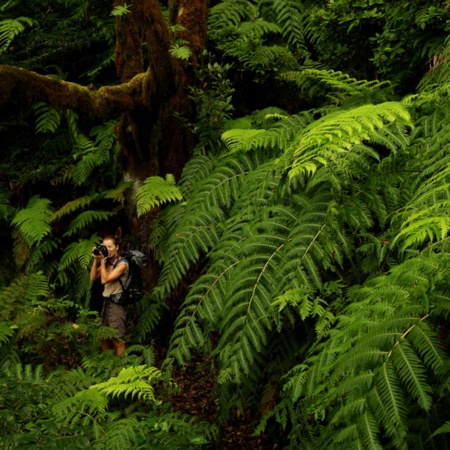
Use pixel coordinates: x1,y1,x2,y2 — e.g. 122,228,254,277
93,244,108,258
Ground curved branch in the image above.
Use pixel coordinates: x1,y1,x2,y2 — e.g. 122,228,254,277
0,65,149,117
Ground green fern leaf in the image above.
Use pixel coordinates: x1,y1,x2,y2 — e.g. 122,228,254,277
59,236,101,271
11,196,53,246
63,210,114,237
0,17,35,54
287,102,411,183
51,195,95,222
391,340,432,411
136,174,183,216
33,102,61,133
169,44,192,60
90,365,163,403
0,321,15,345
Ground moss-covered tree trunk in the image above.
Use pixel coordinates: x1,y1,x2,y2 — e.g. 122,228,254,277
0,0,209,181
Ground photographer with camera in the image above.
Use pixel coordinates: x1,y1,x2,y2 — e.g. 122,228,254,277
90,235,128,356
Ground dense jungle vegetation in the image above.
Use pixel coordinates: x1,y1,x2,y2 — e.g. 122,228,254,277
2,0,450,448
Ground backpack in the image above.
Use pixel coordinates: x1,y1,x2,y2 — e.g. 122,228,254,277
116,250,148,305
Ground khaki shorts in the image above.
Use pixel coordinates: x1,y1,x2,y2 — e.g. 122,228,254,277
101,299,126,338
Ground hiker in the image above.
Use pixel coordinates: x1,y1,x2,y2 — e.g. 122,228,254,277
90,234,128,356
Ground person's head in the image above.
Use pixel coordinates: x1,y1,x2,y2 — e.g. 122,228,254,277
102,235,121,258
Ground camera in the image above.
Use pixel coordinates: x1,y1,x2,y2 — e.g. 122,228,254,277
93,244,108,257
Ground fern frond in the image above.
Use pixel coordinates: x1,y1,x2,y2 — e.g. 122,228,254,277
208,0,252,29
391,340,432,411
0,17,35,54
272,0,307,46
287,102,411,185
0,189,14,220
11,196,53,246
178,155,217,196
0,321,15,345
101,181,133,204
222,112,313,154
158,207,226,294
169,44,192,60
282,69,390,105
52,388,109,426
90,365,163,403
63,210,115,237
136,174,183,216
58,236,101,270
33,102,61,133
51,195,95,222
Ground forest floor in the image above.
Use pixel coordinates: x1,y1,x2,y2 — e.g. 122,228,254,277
165,353,280,449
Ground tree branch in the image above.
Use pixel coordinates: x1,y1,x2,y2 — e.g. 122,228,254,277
0,65,148,117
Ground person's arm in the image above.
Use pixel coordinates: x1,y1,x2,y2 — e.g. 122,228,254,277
90,253,101,281
99,260,127,285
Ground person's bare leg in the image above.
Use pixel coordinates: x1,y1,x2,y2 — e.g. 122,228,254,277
112,338,126,357
101,338,113,352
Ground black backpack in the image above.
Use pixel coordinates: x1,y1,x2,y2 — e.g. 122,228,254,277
116,250,148,305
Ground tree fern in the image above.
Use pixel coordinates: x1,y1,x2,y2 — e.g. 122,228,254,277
286,102,412,186
279,254,450,449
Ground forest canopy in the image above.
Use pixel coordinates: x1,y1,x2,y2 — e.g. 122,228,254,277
2,0,450,448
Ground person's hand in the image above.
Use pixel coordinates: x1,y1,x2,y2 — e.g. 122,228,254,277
91,247,104,260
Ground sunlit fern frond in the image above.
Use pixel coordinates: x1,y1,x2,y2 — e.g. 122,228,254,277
136,174,183,216
0,17,35,54
286,102,411,188
90,365,163,403
11,195,53,246
169,44,192,60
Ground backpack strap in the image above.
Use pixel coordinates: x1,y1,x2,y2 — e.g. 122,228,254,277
114,256,129,290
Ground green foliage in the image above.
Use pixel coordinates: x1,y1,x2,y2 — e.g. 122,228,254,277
90,365,163,402
11,195,53,246
0,16,35,54
136,174,183,217
3,1,450,449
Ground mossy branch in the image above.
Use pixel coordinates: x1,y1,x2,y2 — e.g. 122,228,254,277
0,65,149,117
